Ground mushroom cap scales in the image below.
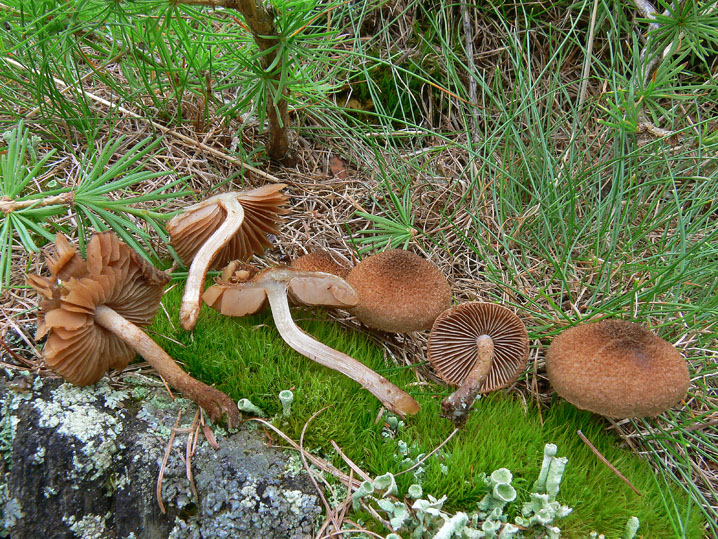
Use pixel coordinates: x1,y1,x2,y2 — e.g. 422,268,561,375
27,232,169,385
346,249,451,333
546,320,690,418
428,302,529,392
167,184,288,269
291,249,352,279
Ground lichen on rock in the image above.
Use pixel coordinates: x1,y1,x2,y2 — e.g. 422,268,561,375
1,373,322,538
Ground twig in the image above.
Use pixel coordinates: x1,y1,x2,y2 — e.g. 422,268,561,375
321,530,385,538
0,334,37,369
0,192,75,215
577,429,642,496
395,428,459,476
633,0,661,29
461,2,481,147
185,409,201,507
578,0,601,110
157,409,184,513
330,440,372,482
299,407,341,535
2,56,284,185
248,418,361,490
316,469,354,539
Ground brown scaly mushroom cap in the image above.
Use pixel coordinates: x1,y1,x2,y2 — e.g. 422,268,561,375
546,319,690,418
428,302,529,426
203,264,421,418
27,232,240,427
291,249,352,279
346,249,451,333
166,184,288,330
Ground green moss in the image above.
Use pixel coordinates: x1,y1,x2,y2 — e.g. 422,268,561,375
149,285,704,538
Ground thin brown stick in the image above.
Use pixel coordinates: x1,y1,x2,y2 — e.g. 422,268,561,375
248,418,361,490
0,192,75,214
395,428,459,476
3,56,283,185
577,430,642,496
316,469,354,539
330,440,372,482
0,334,37,368
157,410,184,514
298,407,341,534
185,409,201,506
578,0,600,110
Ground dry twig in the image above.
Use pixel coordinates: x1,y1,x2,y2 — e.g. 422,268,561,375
577,429,642,496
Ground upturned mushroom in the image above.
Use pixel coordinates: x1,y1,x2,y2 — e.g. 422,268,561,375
546,319,690,418
346,249,451,333
203,264,421,417
27,232,240,427
427,302,529,426
166,185,288,330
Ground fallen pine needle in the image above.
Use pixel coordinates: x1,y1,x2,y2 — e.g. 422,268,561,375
157,409,183,514
396,427,459,476
577,429,642,496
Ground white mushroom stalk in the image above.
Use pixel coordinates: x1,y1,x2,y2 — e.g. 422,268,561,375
94,305,241,427
204,266,421,418
441,335,493,425
179,194,245,330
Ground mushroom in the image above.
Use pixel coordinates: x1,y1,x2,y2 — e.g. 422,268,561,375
427,302,529,426
203,264,421,417
346,249,451,332
545,319,690,418
291,248,352,279
27,232,240,427
166,184,288,330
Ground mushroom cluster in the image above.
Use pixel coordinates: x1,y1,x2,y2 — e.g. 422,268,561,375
27,232,240,427
166,185,288,330
26,182,692,430
203,263,420,418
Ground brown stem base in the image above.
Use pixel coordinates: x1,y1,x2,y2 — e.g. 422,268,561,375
95,305,241,427
440,335,494,427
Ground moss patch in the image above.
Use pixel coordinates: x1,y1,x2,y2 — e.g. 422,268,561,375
148,285,704,537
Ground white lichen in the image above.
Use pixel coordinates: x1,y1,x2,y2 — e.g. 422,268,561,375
62,513,108,539
32,381,125,481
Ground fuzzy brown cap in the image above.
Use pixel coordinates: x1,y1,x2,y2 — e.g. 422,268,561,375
27,232,169,385
167,184,288,269
546,320,690,418
346,249,451,333
428,302,529,391
291,249,352,279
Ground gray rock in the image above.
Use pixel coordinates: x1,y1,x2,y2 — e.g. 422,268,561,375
0,372,321,538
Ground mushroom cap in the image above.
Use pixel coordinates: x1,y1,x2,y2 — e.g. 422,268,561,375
27,232,169,385
546,320,690,418
203,264,358,317
427,302,529,392
291,249,352,279
346,249,451,332
167,184,288,269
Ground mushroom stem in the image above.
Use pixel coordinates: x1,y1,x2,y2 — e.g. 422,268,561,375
264,284,420,418
441,334,494,426
180,195,245,331
95,305,241,427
